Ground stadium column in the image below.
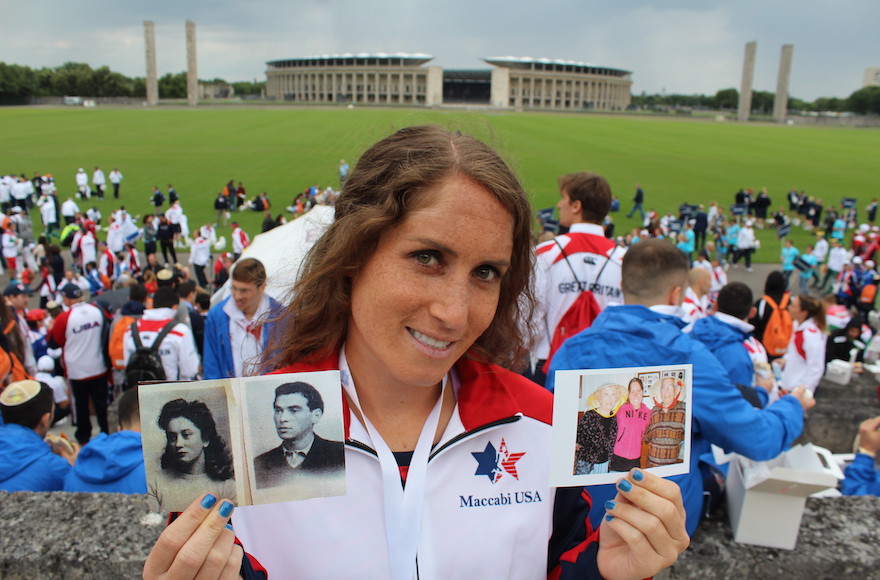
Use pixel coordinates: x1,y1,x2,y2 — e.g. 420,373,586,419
490,67,510,109
426,66,443,106
737,41,757,122
773,44,794,123
186,21,198,107
143,21,158,106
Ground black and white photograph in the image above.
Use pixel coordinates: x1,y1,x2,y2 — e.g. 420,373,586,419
239,371,346,505
139,380,241,513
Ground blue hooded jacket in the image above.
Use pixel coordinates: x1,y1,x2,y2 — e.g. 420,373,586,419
548,304,804,535
63,431,147,493
0,423,71,492
203,295,284,380
689,315,767,406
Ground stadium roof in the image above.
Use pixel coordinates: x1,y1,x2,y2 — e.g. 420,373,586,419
268,53,433,67
484,56,631,76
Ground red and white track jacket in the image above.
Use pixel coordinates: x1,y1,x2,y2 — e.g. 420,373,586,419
781,318,827,393
533,223,624,360
681,286,709,325
233,353,603,580
122,307,199,381
48,301,107,380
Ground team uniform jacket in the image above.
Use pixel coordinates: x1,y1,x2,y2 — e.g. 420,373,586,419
781,318,826,393
231,227,250,255
533,223,624,360
48,301,108,380
63,431,147,494
841,452,880,496
680,287,709,325
690,313,770,407
202,296,283,380
232,354,603,580
547,304,804,535
123,307,200,381
0,423,71,492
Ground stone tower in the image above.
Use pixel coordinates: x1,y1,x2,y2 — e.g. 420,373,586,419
737,41,757,122
144,21,158,106
186,21,198,106
773,44,794,122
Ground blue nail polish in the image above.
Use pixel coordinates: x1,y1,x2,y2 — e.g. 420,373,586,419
219,501,235,518
632,469,645,482
225,523,234,531
201,494,217,509
618,479,633,492
605,514,614,522
604,500,616,511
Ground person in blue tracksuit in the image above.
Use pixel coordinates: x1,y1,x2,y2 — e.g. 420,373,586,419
64,388,147,493
842,415,880,496
689,281,770,408
203,258,283,380
548,239,815,535
0,380,77,492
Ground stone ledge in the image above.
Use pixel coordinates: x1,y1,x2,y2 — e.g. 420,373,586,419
0,492,161,580
661,496,880,579
0,492,878,578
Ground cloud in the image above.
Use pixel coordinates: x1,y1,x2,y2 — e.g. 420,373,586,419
0,0,878,99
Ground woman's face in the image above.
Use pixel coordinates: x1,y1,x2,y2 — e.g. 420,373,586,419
787,296,806,322
166,416,207,467
346,174,514,392
597,386,619,412
628,380,643,407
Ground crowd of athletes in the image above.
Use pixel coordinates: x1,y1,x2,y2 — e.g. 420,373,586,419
0,165,875,513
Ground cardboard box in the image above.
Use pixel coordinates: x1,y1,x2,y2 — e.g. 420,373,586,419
725,444,838,550
824,359,853,385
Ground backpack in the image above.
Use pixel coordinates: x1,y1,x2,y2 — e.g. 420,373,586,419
124,320,175,390
759,294,793,357
542,241,618,373
108,315,138,371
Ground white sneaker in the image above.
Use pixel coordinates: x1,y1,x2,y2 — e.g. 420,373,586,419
746,267,754,272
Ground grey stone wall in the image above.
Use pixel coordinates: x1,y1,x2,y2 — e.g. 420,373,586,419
661,496,880,579
0,492,161,579
0,372,876,578
0,491,877,579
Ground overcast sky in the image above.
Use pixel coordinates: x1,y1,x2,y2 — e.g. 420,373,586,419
2,0,877,100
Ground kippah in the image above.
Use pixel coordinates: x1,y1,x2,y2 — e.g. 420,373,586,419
0,380,43,407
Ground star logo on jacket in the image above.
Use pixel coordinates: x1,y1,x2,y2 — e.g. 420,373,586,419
471,438,525,484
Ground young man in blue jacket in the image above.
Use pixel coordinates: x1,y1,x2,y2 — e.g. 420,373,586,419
548,238,815,535
203,258,283,379
64,387,147,493
689,281,772,408
0,380,78,492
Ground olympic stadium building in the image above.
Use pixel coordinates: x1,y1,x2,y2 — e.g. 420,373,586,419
265,53,632,111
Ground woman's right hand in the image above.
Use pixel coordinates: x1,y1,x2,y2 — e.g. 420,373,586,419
143,493,242,580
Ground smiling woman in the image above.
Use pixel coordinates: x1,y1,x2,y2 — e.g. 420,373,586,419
144,126,689,580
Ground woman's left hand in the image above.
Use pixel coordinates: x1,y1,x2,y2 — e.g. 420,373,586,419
596,469,689,580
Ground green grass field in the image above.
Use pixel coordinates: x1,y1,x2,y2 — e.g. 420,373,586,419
2,105,878,262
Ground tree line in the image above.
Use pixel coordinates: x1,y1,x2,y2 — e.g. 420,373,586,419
631,86,880,115
0,62,265,104
2,60,879,114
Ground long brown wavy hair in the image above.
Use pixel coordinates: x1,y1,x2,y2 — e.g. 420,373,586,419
269,125,536,370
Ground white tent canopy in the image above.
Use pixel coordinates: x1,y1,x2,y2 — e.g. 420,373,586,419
211,205,335,306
